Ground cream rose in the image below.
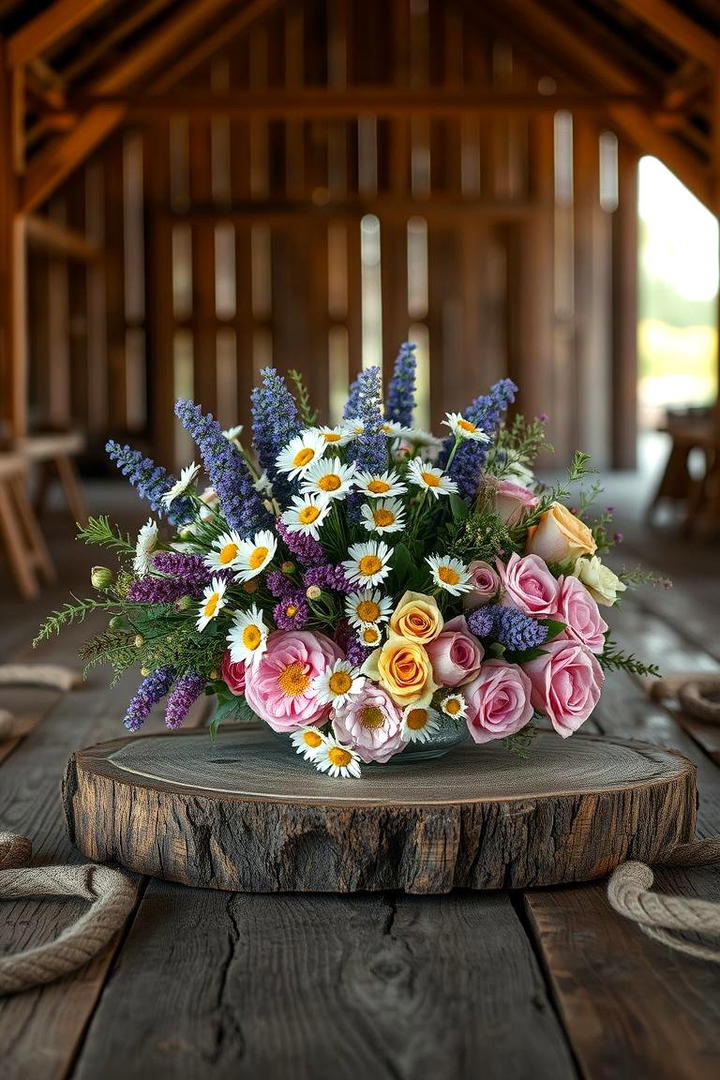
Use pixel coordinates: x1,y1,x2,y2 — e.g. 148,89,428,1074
526,502,596,564
362,634,438,706
571,555,627,606
389,590,443,644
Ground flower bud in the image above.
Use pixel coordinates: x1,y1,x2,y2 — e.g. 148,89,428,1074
109,615,125,630
140,666,150,677
281,561,296,575
91,566,114,590
306,585,322,600
174,594,193,612
243,580,258,594
209,670,219,681
134,635,144,648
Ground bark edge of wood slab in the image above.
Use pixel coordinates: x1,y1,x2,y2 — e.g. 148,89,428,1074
62,727,697,894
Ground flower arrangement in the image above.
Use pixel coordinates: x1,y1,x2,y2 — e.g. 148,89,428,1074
37,344,660,779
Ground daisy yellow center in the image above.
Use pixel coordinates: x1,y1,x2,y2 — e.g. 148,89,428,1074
278,662,311,697
292,448,315,468
323,432,342,443
303,730,323,748
358,555,382,576
329,746,352,767
329,671,353,695
242,625,262,649
373,508,395,527
367,479,390,494
204,593,220,618
458,419,477,432
248,545,269,569
445,698,461,716
438,566,460,586
357,599,381,622
362,628,379,644
421,471,440,488
219,542,239,565
406,708,428,730
318,474,341,492
360,705,385,729
299,505,321,524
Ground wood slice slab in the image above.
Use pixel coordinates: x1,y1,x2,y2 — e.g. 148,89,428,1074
63,727,697,894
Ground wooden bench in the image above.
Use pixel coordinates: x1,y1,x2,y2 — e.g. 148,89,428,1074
647,413,720,536
13,431,89,526
0,454,56,598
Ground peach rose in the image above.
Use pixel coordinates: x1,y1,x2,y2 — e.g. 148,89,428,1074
492,479,539,527
389,590,443,644
362,633,438,706
526,502,596,564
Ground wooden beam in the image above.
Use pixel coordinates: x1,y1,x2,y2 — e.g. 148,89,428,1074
25,212,100,260
62,0,177,83
153,0,284,93
617,0,718,69
7,0,112,68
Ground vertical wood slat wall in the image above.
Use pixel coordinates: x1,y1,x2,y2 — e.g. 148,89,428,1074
27,0,637,471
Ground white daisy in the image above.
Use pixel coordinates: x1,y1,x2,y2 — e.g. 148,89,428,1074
381,421,413,439
133,518,158,575
290,727,328,761
280,494,332,539
276,431,326,478
406,459,458,498
360,497,406,534
204,529,245,573
299,456,356,501
357,623,383,648
313,660,365,707
312,425,353,448
440,692,467,720
341,540,392,587
441,412,491,443
426,554,474,595
354,469,407,499
341,417,365,438
223,424,244,445
233,529,277,581
314,738,362,779
196,577,228,632
198,486,219,522
227,604,268,664
401,703,441,743
344,589,393,629
400,428,443,450
160,462,201,506
253,470,274,497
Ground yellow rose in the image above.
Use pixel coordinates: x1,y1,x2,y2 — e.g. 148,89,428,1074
389,590,443,644
525,502,596,564
572,555,626,606
362,634,437,706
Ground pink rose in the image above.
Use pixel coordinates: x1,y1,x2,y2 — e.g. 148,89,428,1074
244,630,342,733
462,560,501,610
493,480,538,527
221,650,246,695
523,638,604,738
498,552,560,617
425,615,484,687
332,682,405,763
462,661,533,744
553,576,608,655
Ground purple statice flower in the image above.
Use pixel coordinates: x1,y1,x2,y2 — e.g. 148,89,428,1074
466,606,498,640
385,342,416,428
123,666,175,732
250,368,302,505
151,551,214,588
276,517,325,567
175,399,272,535
494,607,548,652
273,593,309,630
267,568,297,598
439,378,517,500
345,632,372,667
303,564,354,594
106,441,192,525
347,366,387,475
127,577,195,604
165,671,205,730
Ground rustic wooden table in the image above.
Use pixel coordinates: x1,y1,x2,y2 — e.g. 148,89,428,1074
2,546,720,1079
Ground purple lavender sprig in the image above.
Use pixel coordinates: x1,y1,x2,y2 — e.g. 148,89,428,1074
385,342,416,428
303,564,355,593
123,666,175,732
276,517,325,567
127,577,195,604
151,551,213,586
439,378,517,500
347,366,387,475
251,367,302,505
174,399,272,535
165,671,205,729
467,603,548,653
343,371,363,420
106,441,192,525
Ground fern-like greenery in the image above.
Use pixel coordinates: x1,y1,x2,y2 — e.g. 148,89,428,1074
599,636,660,678
77,515,134,555
33,595,119,647
288,369,318,427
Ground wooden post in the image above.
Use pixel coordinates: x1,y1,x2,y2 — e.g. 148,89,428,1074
612,143,638,469
145,123,175,469
0,38,27,438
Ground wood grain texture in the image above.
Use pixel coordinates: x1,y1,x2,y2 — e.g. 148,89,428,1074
63,728,696,894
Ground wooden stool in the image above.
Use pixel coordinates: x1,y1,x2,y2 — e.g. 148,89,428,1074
15,432,89,526
0,454,56,598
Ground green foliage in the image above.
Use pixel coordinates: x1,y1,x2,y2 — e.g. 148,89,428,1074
77,516,134,555
487,414,552,477
288,368,318,427
618,566,672,590
207,683,259,738
503,723,538,759
33,596,117,647
448,509,515,563
599,636,660,678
